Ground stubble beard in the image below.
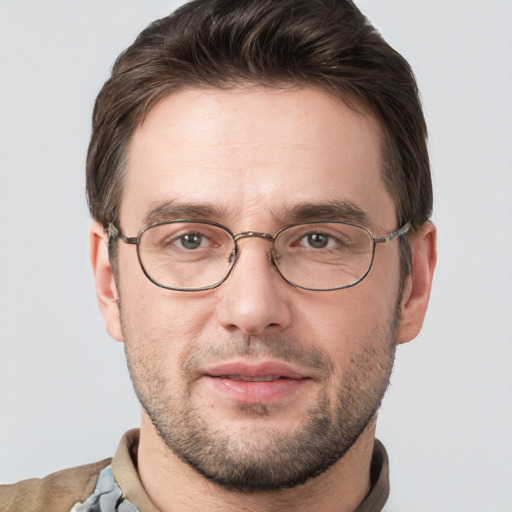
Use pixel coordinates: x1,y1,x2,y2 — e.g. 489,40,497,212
122,308,398,493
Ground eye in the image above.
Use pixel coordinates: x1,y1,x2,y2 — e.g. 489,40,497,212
178,232,204,250
303,232,332,249
299,231,339,250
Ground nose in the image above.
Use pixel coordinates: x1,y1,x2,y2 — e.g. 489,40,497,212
216,237,292,336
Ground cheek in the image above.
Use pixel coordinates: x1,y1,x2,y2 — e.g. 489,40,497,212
298,279,399,362
303,289,394,335
117,260,217,357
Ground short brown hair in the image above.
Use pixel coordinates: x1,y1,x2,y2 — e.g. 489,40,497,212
86,0,432,275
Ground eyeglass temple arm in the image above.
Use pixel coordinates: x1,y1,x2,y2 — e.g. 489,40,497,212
106,223,138,245
373,222,411,244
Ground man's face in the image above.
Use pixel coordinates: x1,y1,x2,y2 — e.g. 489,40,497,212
113,87,402,490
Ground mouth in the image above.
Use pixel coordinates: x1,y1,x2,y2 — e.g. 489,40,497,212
203,362,311,404
216,374,289,382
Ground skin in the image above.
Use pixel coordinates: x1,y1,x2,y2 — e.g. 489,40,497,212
90,86,436,512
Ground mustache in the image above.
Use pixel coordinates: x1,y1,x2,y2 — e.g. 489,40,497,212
180,334,334,376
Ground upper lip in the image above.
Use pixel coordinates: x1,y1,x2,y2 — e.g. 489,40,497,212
204,361,309,380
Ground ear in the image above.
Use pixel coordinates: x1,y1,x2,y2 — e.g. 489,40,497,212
397,222,437,344
89,222,124,342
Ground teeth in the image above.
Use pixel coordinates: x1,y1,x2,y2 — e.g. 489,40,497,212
221,375,281,382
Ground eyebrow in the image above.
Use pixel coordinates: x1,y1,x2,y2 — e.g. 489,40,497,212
277,200,370,226
142,199,370,229
143,200,231,226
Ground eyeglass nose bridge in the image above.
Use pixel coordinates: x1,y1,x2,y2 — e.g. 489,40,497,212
233,231,275,242
232,231,277,265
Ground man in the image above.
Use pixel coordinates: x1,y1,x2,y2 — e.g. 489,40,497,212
0,0,436,510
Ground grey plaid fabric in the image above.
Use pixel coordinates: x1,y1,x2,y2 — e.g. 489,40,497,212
70,465,138,512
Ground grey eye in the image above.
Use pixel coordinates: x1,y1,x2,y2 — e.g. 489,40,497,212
305,233,330,249
179,233,202,250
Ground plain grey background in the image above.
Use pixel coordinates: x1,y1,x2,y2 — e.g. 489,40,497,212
0,1,511,510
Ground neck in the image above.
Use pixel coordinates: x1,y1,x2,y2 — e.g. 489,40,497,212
136,413,377,512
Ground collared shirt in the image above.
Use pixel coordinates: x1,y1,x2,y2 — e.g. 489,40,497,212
0,429,389,511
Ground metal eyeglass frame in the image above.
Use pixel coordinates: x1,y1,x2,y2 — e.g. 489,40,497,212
107,220,411,292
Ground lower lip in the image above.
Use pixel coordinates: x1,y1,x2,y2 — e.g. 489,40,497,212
206,376,308,404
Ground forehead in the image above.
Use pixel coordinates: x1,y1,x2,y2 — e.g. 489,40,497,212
122,86,394,231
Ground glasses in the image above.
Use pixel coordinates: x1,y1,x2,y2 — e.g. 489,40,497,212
107,220,410,292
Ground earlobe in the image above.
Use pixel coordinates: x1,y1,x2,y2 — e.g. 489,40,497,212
89,222,124,342
397,222,437,345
